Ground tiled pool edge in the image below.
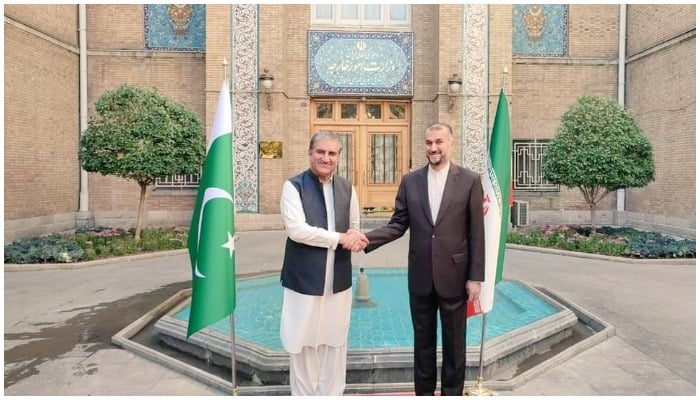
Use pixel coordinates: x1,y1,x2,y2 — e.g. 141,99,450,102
112,280,614,395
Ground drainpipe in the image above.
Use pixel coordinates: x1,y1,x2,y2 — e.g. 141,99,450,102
78,4,89,213
615,4,627,215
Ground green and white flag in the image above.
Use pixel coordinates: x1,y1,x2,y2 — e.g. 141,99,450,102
479,89,511,315
187,81,236,337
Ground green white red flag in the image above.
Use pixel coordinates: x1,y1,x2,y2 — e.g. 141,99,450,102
469,89,511,317
187,81,236,337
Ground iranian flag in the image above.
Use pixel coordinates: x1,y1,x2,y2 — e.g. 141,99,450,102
469,89,511,317
187,81,236,337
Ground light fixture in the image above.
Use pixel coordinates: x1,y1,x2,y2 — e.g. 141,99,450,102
447,73,462,113
259,68,274,110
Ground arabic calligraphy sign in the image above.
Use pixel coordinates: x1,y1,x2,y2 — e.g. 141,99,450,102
308,31,413,96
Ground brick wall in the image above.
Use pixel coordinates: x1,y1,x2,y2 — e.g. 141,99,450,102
626,4,696,56
4,4,695,239
511,5,620,217
272,5,313,214
625,5,696,221
436,4,465,160
5,4,78,46
489,5,513,98
86,4,144,49
258,4,296,214
568,5,620,58
4,6,80,221
410,4,439,170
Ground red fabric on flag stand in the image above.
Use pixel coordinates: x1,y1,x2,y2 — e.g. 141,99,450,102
466,299,483,317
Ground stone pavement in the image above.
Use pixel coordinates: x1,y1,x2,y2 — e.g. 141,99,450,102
4,230,696,396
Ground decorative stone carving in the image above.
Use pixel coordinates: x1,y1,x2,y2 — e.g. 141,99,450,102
461,4,489,174
231,5,259,212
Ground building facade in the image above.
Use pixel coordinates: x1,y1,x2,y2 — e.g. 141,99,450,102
4,4,696,242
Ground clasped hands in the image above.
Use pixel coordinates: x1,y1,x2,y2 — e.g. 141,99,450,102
339,229,368,252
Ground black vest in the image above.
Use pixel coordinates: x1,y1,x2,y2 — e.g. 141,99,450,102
281,169,352,295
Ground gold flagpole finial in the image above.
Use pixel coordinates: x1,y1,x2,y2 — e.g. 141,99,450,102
501,65,509,91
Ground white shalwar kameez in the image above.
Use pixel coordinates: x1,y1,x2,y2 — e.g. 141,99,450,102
279,177,360,396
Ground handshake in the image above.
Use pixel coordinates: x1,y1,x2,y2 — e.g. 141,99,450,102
339,229,369,253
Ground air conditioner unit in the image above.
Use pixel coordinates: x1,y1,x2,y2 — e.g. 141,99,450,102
511,200,529,226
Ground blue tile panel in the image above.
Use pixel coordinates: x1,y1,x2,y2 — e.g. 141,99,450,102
308,31,413,96
174,268,558,351
145,4,206,51
513,5,568,57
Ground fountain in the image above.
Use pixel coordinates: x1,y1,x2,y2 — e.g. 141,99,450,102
139,267,613,395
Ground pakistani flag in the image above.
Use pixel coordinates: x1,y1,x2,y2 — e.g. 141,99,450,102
479,89,511,315
187,81,236,337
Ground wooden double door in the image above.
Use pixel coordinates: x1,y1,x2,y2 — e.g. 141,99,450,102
311,100,411,209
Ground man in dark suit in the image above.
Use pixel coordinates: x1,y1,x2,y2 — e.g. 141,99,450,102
364,122,485,396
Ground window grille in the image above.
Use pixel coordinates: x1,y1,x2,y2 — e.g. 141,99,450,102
155,173,201,189
512,140,559,191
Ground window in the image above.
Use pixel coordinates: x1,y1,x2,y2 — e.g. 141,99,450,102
312,4,411,27
370,134,399,184
155,173,201,189
336,132,354,182
512,140,559,191
315,102,334,119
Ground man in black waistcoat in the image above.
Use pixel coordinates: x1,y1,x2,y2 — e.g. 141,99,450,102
279,131,367,396
364,123,486,396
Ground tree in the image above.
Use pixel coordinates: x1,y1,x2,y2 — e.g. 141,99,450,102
79,85,205,240
542,95,655,233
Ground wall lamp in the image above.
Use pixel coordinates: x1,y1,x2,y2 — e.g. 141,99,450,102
447,73,463,113
259,68,274,110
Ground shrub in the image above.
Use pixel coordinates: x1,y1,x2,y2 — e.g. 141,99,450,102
4,227,188,264
508,225,695,259
4,236,85,264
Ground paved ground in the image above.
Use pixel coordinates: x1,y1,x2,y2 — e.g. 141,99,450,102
4,229,696,396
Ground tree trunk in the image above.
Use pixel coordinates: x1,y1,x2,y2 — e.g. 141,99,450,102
135,183,148,241
590,203,597,234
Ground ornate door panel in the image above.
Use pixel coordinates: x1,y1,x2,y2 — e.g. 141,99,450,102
311,100,410,209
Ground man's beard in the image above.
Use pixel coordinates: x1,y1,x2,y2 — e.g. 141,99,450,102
427,153,443,165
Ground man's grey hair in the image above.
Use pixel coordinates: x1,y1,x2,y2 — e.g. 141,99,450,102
425,123,454,136
309,131,343,152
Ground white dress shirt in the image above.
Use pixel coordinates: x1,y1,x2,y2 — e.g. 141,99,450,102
427,162,450,224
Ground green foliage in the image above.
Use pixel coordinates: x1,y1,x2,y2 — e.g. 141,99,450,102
622,230,696,258
79,85,205,185
5,227,188,264
4,236,85,263
542,95,655,192
508,225,695,259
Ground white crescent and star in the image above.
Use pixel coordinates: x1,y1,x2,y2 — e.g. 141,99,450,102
221,231,236,258
194,187,234,279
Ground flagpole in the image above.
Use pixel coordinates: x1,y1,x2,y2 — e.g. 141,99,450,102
221,57,239,396
465,314,496,396
229,313,238,395
465,65,508,397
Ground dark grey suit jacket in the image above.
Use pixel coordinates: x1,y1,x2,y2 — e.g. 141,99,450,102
365,163,485,298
